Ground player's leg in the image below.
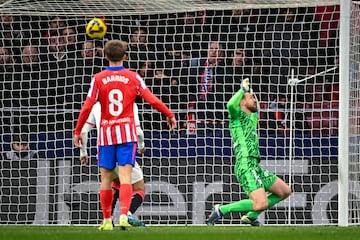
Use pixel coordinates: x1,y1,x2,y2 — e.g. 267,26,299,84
111,178,120,215
129,162,145,214
127,162,146,226
110,181,120,226
128,179,146,227
207,188,268,225
268,177,292,199
207,159,268,225
129,179,145,214
242,172,291,225
110,163,146,227
116,142,137,230
117,165,132,229
97,145,117,230
100,170,115,214
111,180,146,226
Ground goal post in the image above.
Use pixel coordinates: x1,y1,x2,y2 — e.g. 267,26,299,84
339,0,360,227
1,0,359,226
338,0,350,227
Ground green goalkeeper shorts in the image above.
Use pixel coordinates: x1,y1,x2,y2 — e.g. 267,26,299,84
235,157,278,196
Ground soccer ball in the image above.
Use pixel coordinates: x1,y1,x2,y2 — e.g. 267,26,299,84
86,18,107,39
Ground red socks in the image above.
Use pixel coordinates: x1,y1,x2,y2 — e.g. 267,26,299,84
119,184,132,215
100,189,113,219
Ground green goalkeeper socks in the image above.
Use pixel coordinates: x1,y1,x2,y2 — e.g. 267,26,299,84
219,199,254,215
218,193,282,217
246,193,282,219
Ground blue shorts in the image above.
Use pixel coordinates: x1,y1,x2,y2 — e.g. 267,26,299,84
97,142,137,170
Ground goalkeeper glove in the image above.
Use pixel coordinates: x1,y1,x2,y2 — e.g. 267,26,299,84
241,78,250,92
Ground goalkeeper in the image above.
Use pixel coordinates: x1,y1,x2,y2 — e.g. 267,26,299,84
207,78,291,226
80,102,146,228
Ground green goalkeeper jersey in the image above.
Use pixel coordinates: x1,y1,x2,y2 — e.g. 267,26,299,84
226,89,261,161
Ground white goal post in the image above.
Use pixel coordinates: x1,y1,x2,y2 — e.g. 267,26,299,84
0,0,359,226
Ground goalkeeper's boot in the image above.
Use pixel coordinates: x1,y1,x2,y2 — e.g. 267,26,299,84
207,204,223,225
98,219,114,231
119,214,130,230
241,215,262,226
128,214,146,227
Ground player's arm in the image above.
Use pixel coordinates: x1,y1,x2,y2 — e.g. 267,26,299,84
133,103,146,154
136,126,146,154
227,78,250,116
79,122,95,165
74,77,98,147
74,98,96,146
140,88,177,131
227,88,245,116
250,88,260,126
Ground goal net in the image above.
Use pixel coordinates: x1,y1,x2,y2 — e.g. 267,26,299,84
0,0,358,226
347,0,360,226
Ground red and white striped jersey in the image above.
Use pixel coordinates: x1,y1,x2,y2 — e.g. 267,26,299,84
85,102,141,145
74,65,174,146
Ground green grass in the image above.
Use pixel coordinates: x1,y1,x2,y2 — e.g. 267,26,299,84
1,226,359,240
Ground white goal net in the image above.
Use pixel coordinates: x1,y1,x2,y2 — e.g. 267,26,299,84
347,0,360,226
0,0,358,226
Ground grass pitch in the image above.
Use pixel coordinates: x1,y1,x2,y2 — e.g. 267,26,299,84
1,225,359,240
